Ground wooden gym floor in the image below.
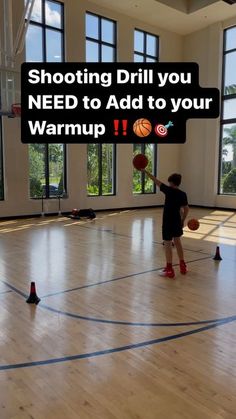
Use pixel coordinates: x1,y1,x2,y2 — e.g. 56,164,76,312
0,207,236,419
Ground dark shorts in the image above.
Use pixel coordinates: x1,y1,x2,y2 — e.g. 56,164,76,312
162,222,183,241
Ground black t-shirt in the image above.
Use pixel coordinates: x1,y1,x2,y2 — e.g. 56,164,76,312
160,183,188,225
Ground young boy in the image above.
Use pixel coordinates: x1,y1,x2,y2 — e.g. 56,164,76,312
144,171,189,278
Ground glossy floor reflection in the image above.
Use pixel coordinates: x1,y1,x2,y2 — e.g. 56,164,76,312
0,208,236,419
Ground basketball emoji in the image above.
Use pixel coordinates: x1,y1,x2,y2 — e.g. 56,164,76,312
133,119,152,137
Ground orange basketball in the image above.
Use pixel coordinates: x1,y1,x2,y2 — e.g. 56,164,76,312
133,119,152,137
187,219,200,231
133,154,148,171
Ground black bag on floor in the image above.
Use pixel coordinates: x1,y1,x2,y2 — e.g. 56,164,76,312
78,208,96,219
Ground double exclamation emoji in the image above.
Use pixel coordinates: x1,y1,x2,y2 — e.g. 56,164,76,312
114,120,127,136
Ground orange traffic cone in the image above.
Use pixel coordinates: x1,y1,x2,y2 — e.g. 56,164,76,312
213,246,222,261
26,282,41,304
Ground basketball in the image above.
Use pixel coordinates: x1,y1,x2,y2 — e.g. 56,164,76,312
133,154,149,171
133,119,152,137
187,218,200,231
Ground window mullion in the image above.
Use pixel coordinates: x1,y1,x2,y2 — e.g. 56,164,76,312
98,144,103,195
99,17,102,62
45,145,50,198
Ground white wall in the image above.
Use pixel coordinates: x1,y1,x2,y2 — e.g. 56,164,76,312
181,21,232,207
0,0,183,217
2,0,235,216
182,17,236,208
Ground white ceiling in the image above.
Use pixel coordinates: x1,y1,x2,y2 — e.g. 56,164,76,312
156,0,223,14
89,0,236,35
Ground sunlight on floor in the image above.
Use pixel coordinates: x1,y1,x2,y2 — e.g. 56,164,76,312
184,211,236,246
0,210,235,247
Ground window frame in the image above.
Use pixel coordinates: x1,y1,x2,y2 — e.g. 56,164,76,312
134,28,159,62
218,25,236,195
26,0,67,199
87,144,117,197
0,118,4,200
86,11,117,197
133,28,158,195
86,11,117,62
44,144,67,198
133,144,157,195
27,0,65,62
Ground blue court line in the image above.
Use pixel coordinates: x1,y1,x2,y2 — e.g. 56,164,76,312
2,278,236,328
76,224,211,256
1,281,28,298
40,267,169,298
0,318,234,371
0,290,12,295
39,303,236,327
39,255,212,299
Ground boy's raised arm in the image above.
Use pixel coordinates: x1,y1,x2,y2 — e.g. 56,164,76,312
144,170,162,187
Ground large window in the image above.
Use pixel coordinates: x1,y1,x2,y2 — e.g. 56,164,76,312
219,26,236,195
26,0,66,198
25,0,64,62
134,29,159,62
133,144,157,194
0,119,4,200
29,144,66,198
87,144,115,196
86,12,116,62
133,29,158,194
86,12,116,196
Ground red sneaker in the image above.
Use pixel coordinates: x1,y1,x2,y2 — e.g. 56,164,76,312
158,267,175,279
180,261,187,275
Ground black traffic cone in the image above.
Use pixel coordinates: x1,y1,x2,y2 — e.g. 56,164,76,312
26,282,41,304
213,246,222,261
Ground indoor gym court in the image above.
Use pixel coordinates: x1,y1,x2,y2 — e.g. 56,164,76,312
1,0,236,418
0,208,236,419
